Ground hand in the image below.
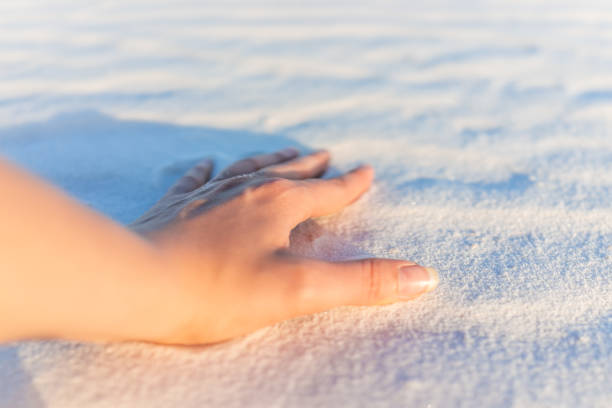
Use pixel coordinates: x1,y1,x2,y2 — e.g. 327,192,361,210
131,148,439,344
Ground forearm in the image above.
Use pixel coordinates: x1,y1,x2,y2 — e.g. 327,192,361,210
0,158,176,342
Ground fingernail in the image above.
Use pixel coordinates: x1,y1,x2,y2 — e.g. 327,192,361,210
398,265,439,299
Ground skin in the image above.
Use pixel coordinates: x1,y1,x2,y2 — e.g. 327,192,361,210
0,148,438,345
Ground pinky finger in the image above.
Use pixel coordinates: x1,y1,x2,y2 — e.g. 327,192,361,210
167,158,214,195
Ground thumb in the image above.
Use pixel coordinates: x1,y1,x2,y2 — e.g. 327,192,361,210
275,257,439,316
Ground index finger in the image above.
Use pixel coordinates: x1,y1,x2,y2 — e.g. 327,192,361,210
294,164,374,221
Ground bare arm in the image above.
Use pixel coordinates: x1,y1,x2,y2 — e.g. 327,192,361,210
0,157,176,342
0,150,438,345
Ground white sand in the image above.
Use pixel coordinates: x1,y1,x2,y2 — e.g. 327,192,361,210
0,1,610,407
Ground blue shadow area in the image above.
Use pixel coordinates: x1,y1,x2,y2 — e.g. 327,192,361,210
0,346,44,408
0,111,309,224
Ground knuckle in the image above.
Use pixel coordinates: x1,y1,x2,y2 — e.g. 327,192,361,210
255,177,294,194
219,158,257,178
361,258,383,303
217,175,248,191
209,175,242,193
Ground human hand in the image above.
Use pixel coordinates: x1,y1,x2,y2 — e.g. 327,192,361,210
131,148,439,344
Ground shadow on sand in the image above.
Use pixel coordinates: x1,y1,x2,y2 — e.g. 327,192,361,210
0,111,314,224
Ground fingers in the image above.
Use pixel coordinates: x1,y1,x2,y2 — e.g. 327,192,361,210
213,147,299,181
268,257,439,317
168,158,214,195
291,165,374,222
264,150,330,180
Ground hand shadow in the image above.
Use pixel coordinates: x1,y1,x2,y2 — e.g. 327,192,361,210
0,110,318,224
